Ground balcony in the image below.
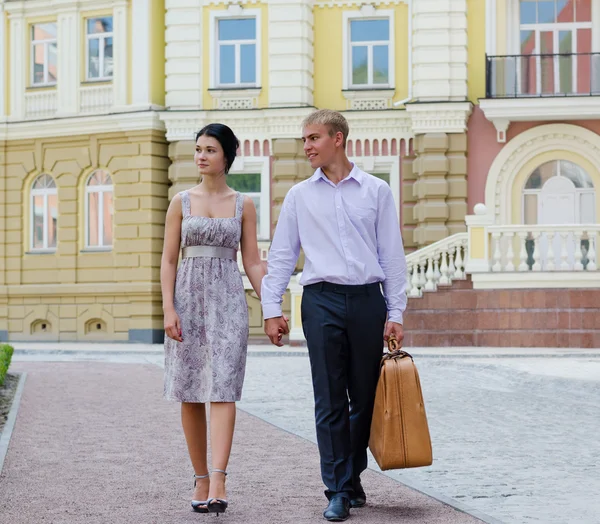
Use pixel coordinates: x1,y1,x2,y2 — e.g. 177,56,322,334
481,53,600,142
486,53,600,99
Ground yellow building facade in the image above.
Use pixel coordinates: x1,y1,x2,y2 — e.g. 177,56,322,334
3,0,597,346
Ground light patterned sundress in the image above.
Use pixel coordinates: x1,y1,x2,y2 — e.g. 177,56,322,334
164,190,249,403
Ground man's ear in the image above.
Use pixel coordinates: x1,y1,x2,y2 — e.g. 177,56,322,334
335,131,345,147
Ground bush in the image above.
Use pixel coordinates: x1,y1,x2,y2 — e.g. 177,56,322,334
0,344,14,387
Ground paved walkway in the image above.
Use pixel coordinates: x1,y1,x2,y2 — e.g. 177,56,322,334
0,360,482,524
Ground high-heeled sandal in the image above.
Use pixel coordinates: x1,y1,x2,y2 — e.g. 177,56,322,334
191,473,210,513
207,469,228,516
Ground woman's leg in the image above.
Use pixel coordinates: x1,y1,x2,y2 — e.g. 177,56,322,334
208,402,236,501
181,402,209,501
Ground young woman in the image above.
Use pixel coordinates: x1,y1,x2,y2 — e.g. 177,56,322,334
161,123,269,515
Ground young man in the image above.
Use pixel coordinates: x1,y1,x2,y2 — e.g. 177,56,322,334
261,109,407,521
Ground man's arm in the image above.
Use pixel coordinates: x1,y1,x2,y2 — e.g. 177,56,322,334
376,184,407,337
261,188,301,320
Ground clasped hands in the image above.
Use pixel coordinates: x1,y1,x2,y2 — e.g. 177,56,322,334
264,317,404,348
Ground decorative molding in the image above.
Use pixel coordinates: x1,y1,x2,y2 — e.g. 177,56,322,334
406,102,472,134
484,124,600,224
315,1,409,7
343,89,395,110
80,84,114,114
4,0,119,17
0,110,165,141
210,89,261,110
159,107,415,144
480,98,600,143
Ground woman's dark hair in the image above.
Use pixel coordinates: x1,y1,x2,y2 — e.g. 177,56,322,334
196,123,240,174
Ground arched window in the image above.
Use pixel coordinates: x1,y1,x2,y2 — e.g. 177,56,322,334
86,170,113,248
30,174,57,251
523,159,595,224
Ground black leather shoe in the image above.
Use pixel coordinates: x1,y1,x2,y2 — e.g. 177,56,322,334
350,480,366,508
323,494,350,521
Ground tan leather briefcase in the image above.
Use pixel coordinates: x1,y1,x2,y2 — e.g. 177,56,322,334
369,336,433,470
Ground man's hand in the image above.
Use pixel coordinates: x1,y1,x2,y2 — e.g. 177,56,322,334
264,316,290,347
384,321,404,346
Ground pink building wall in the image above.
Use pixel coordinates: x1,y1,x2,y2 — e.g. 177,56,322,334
467,106,600,213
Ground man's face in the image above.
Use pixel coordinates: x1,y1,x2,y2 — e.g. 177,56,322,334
302,124,342,169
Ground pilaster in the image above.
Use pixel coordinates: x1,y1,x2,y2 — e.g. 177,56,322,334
131,0,151,107
113,2,129,108
401,154,418,252
165,1,203,109
167,140,198,199
0,5,6,119
446,133,468,236
8,13,25,120
412,0,468,101
268,0,314,107
56,9,80,115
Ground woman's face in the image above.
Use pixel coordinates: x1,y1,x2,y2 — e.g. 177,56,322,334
195,135,226,176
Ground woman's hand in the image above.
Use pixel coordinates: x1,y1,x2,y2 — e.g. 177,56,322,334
164,308,183,342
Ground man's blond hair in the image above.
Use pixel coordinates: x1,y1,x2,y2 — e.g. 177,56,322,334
302,109,349,147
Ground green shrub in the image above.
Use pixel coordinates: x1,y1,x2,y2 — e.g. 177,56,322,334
0,344,14,387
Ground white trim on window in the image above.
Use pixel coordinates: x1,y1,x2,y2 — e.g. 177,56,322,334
85,171,113,250
31,23,57,87
348,156,400,218
85,16,114,82
342,9,395,91
30,174,58,252
209,9,261,89
228,156,270,240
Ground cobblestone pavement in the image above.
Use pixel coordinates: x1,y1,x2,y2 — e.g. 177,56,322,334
239,354,600,524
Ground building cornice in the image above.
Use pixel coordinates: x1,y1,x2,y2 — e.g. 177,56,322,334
0,110,165,141
406,102,473,135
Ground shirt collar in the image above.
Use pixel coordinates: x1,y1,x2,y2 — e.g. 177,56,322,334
310,163,364,186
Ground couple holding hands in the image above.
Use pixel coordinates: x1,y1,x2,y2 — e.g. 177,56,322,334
161,109,407,521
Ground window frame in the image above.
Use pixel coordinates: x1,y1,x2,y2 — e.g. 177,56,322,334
209,9,262,89
30,22,58,87
227,156,270,240
342,10,395,91
30,174,58,252
85,16,114,82
84,170,114,250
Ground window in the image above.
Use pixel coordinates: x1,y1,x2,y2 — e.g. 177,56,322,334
216,17,258,87
522,159,595,224
86,170,113,249
226,156,270,239
348,18,391,88
86,17,113,81
30,174,57,251
31,23,57,86
518,0,592,95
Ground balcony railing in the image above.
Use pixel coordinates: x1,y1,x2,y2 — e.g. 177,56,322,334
486,53,600,98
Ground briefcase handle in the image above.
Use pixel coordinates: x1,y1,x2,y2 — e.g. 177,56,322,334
381,335,413,364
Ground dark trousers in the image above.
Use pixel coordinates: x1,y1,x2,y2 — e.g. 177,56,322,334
301,281,387,499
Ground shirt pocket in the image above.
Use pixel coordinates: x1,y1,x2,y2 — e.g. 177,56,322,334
351,205,377,223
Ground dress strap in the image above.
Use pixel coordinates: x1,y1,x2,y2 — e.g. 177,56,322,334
180,190,191,217
234,192,244,220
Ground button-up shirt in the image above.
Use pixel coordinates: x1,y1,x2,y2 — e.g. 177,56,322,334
261,164,407,323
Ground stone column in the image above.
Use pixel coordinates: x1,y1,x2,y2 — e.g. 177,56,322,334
268,0,314,107
167,140,198,199
446,133,468,235
271,138,311,270
412,133,450,247
401,154,418,252
0,5,6,120
412,0,468,101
